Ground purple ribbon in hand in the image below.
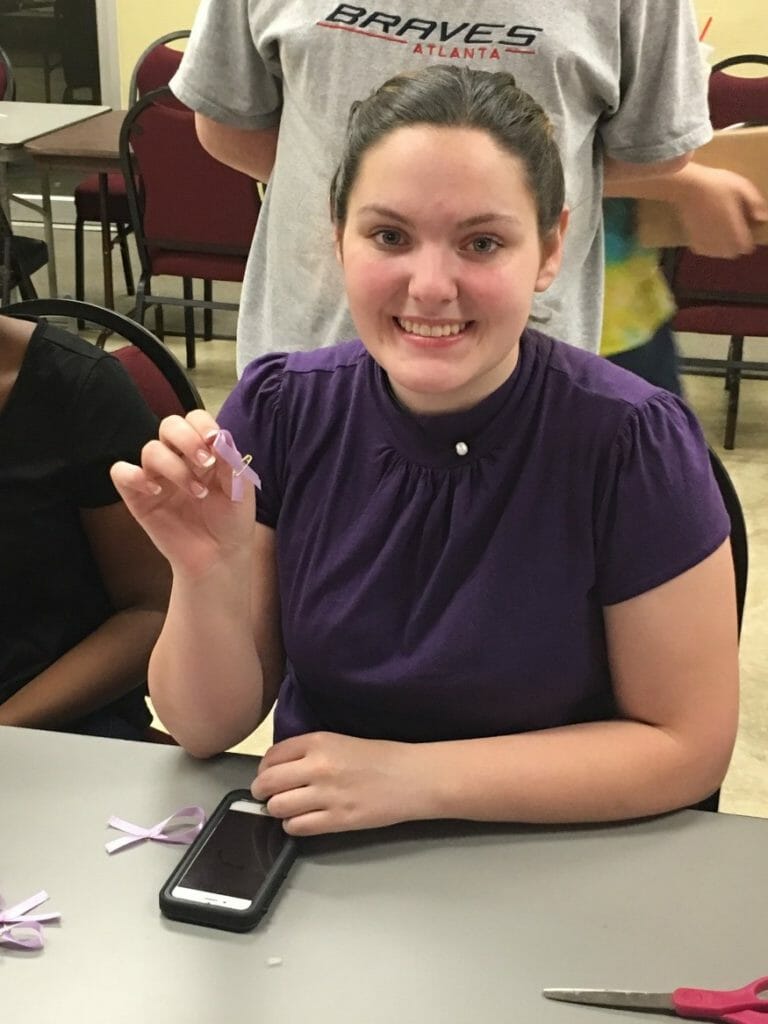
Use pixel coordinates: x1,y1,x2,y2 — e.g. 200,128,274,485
105,805,206,854
211,429,262,502
0,891,61,951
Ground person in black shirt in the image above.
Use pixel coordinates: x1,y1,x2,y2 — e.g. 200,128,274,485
0,314,170,738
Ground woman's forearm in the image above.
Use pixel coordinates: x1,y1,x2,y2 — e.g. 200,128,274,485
408,718,733,824
148,563,268,757
0,607,165,729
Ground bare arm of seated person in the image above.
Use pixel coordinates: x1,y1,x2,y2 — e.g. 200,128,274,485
0,503,171,728
604,160,768,258
110,410,285,757
195,113,279,183
603,152,693,184
147,521,284,756
254,542,738,835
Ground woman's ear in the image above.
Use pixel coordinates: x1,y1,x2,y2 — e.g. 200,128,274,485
334,224,344,265
534,207,569,293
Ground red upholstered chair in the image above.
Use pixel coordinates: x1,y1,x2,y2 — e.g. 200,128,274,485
73,31,190,309
127,30,191,107
671,54,768,449
120,87,261,369
0,43,16,99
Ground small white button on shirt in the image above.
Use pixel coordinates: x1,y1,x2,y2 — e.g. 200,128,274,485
455,441,469,456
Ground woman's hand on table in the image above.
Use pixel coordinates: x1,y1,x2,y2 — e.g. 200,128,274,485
253,732,434,835
110,411,256,581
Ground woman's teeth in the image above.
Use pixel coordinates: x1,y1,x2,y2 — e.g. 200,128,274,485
396,318,467,338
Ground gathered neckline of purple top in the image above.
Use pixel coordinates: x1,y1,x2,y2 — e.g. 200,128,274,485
369,331,535,468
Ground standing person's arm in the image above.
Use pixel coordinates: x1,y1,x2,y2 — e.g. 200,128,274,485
605,162,768,258
599,0,712,190
195,116,278,181
170,0,282,181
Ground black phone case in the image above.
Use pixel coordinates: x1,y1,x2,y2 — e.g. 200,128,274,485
159,788,298,933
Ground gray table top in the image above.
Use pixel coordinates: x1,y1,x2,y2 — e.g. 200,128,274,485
1,725,764,1023
0,102,109,148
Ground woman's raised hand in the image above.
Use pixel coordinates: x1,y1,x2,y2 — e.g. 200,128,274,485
110,410,257,580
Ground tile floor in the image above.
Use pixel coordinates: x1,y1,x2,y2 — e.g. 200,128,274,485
17,217,768,818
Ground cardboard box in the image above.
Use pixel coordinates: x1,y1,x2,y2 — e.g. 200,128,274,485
635,125,768,248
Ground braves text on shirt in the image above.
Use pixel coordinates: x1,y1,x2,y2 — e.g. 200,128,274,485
318,5,544,60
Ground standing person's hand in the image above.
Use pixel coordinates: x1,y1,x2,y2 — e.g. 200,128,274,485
252,732,432,836
673,165,768,258
110,411,257,580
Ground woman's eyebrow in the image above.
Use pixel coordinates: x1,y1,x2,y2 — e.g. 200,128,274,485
357,204,522,228
356,204,412,224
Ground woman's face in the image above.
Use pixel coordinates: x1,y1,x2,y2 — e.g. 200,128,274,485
336,125,567,414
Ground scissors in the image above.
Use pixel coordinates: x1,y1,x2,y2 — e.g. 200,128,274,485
542,976,768,1023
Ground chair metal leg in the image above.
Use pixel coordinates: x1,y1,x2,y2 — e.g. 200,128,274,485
724,336,735,391
724,335,744,450
183,276,196,369
203,279,213,340
74,216,85,328
135,278,147,324
139,277,164,340
116,223,135,296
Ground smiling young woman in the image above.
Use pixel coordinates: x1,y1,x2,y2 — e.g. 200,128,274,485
335,123,567,413
112,66,738,835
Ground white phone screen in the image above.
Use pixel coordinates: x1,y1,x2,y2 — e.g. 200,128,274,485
172,800,286,910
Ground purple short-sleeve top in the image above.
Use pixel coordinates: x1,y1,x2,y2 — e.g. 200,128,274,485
218,330,729,743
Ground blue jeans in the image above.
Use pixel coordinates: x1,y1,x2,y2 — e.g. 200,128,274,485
606,321,682,396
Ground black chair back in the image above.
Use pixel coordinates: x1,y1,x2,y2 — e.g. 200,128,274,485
2,298,204,414
693,447,748,813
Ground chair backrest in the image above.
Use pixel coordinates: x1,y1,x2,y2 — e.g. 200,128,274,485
111,345,190,419
2,298,204,414
0,43,15,100
120,88,261,269
669,246,768,308
709,54,768,129
692,447,748,814
128,30,190,107
708,447,748,638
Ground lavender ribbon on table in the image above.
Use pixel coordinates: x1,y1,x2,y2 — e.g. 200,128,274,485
211,429,262,502
105,805,206,854
0,891,61,951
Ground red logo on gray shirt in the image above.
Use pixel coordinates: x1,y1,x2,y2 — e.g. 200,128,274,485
318,5,543,59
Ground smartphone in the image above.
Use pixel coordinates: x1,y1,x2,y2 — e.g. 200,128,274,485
159,789,298,932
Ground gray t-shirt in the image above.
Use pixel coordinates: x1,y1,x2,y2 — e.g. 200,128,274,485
172,0,711,375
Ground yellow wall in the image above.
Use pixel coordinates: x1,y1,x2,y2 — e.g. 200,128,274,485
693,1,767,63
115,0,198,105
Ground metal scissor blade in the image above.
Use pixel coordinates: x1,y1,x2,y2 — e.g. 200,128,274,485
543,989,676,1014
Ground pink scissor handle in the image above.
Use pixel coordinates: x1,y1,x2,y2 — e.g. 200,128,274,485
673,977,768,1020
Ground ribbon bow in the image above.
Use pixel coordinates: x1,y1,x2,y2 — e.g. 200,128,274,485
105,805,206,854
0,891,61,951
211,429,262,502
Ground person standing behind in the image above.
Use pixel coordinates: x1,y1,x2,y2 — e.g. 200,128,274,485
171,0,712,374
